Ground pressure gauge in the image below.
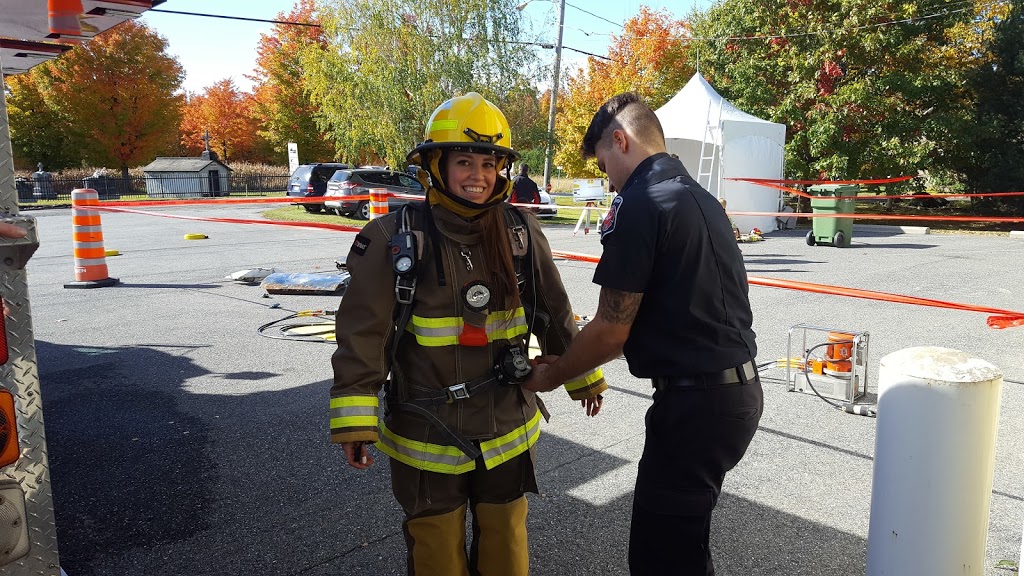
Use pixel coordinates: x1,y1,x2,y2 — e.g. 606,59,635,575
394,254,413,274
462,281,491,311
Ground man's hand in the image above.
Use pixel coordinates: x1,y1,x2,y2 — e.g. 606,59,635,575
342,441,374,470
581,394,603,417
522,355,562,393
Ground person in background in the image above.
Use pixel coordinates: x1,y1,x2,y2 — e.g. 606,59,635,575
509,163,541,211
330,92,606,576
720,198,741,240
524,92,762,575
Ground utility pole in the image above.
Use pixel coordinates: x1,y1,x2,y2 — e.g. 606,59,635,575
542,0,565,193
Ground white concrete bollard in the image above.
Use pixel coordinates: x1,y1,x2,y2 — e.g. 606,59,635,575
867,347,1002,576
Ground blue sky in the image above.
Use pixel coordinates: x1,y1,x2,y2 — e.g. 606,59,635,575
141,0,711,94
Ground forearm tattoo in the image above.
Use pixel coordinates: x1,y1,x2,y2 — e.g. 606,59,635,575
597,288,643,325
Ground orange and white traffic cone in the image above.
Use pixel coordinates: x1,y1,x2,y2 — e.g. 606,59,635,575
63,188,119,289
368,188,389,220
47,0,84,36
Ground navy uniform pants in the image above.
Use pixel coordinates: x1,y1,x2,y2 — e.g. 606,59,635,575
629,375,763,575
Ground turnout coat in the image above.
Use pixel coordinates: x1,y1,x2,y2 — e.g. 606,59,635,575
330,204,606,474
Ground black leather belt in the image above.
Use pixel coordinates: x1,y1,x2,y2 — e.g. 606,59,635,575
652,361,757,390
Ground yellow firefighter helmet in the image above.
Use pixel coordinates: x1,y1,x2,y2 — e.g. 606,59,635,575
407,92,521,166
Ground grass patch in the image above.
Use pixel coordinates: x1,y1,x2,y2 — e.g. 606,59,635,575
262,205,368,227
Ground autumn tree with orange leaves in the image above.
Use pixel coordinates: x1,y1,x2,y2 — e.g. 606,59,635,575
180,79,263,163
249,0,335,164
554,7,693,177
31,20,183,178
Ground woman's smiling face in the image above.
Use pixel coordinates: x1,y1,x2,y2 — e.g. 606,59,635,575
445,151,497,203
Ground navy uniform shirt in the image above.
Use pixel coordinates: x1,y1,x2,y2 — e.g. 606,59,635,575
593,153,756,378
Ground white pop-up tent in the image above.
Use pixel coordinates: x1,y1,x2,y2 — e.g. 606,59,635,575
655,74,787,232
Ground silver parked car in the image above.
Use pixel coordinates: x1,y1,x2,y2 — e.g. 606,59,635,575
324,168,425,219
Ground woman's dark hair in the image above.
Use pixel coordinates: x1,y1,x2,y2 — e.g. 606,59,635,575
480,206,520,310
438,151,520,310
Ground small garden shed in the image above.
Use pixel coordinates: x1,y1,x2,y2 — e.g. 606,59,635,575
141,156,231,198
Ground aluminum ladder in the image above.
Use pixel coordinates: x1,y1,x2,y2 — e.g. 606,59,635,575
696,97,724,193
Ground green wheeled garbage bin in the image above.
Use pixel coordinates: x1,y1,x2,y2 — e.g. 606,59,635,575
806,184,856,248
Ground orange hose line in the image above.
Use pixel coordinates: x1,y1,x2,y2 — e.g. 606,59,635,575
89,208,1023,328
550,250,1024,329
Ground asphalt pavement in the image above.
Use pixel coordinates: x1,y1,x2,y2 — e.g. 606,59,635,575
22,205,1024,575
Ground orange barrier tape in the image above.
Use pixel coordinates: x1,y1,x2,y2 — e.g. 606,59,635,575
96,195,374,208
730,178,1024,201
728,176,917,185
550,250,1024,329
94,206,365,233
729,210,1024,223
94,194,556,211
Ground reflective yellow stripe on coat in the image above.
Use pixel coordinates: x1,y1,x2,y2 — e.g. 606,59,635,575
479,408,542,469
376,422,477,474
564,368,604,395
329,395,379,430
376,408,543,474
406,307,528,347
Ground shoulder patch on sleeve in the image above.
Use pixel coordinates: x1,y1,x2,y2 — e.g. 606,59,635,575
601,195,623,239
351,233,371,256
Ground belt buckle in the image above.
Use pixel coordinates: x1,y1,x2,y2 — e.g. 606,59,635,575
446,383,470,402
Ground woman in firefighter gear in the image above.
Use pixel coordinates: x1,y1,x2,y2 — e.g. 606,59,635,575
330,92,607,575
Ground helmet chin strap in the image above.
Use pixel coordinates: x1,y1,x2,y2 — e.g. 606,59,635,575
418,150,512,218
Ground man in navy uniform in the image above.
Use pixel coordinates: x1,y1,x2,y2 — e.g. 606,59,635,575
523,92,762,575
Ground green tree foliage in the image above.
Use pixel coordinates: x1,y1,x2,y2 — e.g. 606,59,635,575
6,69,82,171
688,0,996,181
305,0,540,168
35,20,183,178
250,0,336,165
957,2,1024,208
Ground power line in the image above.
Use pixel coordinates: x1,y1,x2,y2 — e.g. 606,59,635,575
148,7,606,59
565,2,623,28
148,9,320,28
562,46,614,61
560,0,1000,45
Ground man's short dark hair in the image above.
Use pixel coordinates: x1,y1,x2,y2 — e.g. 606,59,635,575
580,92,665,158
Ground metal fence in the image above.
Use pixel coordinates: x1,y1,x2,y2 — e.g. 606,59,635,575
14,173,290,203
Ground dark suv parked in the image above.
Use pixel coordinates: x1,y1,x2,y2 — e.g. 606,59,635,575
324,168,425,219
287,163,350,213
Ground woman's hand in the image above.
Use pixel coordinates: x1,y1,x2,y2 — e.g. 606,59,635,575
580,394,603,417
342,441,375,469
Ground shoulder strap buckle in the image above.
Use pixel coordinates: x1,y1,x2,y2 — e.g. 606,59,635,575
396,275,416,305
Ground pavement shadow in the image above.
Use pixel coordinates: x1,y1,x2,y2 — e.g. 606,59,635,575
37,340,398,576
38,341,231,574
850,243,938,250
524,433,867,576
36,341,868,576
113,283,222,289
